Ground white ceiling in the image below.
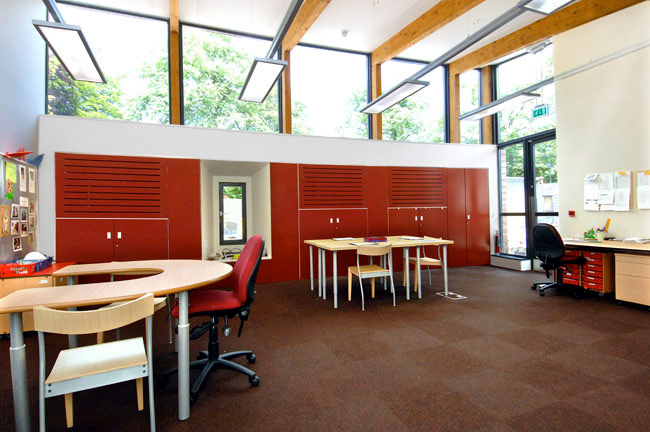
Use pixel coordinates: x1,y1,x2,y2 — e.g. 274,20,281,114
61,0,552,64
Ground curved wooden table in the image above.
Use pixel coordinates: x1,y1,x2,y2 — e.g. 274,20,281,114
0,260,232,431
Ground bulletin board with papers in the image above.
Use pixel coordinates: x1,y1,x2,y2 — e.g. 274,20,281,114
584,171,631,211
637,170,650,210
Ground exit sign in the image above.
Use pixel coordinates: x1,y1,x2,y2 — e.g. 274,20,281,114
532,104,549,118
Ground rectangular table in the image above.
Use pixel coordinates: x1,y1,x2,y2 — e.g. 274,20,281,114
305,236,455,308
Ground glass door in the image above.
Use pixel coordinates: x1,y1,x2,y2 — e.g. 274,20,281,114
498,130,557,258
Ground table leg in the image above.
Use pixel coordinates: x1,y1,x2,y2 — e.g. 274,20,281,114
416,246,422,299
317,248,322,297
309,245,314,292
9,313,31,432
322,251,327,300
177,291,190,421
404,247,410,301
67,275,79,349
333,251,338,309
442,244,449,296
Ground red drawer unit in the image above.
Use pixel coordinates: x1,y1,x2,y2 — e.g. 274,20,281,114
579,251,614,294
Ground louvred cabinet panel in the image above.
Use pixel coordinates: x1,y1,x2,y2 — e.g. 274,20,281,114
389,167,446,207
299,165,367,208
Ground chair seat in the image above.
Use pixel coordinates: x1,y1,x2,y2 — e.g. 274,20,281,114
349,264,389,277
46,338,147,384
408,257,441,266
171,289,242,318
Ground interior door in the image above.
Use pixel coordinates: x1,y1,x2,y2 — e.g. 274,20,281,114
113,219,169,261
299,210,335,279
465,169,490,266
446,169,468,267
56,219,114,263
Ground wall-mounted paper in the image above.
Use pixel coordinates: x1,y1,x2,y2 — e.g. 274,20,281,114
584,200,599,211
584,173,599,201
637,170,650,209
614,189,630,211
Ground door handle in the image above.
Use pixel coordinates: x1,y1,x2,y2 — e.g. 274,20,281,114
467,215,471,220
420,215,423,221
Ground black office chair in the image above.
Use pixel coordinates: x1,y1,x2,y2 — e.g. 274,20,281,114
530,223,585,298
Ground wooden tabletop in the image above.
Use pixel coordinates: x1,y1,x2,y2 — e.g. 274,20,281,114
0,260,232,314
304,236,454,252
564,239,650,254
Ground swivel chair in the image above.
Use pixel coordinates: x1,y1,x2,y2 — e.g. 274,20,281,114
530,223,585,298
165,235,264,404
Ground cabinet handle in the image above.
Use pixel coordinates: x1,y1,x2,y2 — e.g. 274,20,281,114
330,218,333,224
336,218,340,223
414,216,417,221
420,215,423,221
107,232,111,239
467,214,471,220
117,231,122,239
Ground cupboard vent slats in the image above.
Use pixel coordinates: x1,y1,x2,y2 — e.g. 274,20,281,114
56,154,168,217
300,165,366,208
389,168,446,207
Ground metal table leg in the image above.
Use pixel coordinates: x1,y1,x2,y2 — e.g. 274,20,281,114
404,247,410,301
67,276,78,348
417,246,422,299
322,250,327,300
317,248,322,297
9,313,30,432
177,291,190,420
309,245,314,292
333,251,338,309
442,244,449,295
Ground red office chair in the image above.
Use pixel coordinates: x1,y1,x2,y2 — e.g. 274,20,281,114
165,235,264,403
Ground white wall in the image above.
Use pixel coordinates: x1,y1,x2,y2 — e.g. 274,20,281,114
0,0,45,154
554,2,650,239
251,164,272,258
199,161,214,259
38,115,499,257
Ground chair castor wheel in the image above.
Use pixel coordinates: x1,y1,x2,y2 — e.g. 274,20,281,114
539,291,545,296
531,284,537,290
247,353,256,363
249,375,260,387
190,392,199,404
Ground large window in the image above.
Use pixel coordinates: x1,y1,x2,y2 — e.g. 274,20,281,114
182,26,279,132
290,45,368,138
381,60,446,143
46,4,169,123
459,69,481,144
496,44,556,142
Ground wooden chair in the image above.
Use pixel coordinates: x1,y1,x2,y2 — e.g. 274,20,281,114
403,245,442,293
33,294,156,432
348,243,396,310
96,296,168,348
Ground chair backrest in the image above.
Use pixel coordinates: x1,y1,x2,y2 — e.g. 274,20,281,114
357,243,392,257
33,293,154,335
231,235,265,304
532,223,565,261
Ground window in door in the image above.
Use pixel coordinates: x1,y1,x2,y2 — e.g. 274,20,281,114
219,182,247,245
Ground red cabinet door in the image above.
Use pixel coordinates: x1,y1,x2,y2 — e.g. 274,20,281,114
388,207,418,271
419,207,448,259
334,209,368,275
299,210,335,279
465,168,490,266
57,219,114,264
113,219,169,261
446,169,467,267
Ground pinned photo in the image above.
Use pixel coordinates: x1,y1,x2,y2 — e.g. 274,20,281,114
28,232,34,245
19,165,26,192
13,237,21,252
29,215,35,228
20,207,28,222
21,223,28,237
11,220,19,235
29,202,35,214
11,204,19,218
28,167,36,194
0,205,10,237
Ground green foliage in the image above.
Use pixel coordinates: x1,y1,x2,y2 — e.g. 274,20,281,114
502,140,557,184
223,186,243,199
47,56,123,119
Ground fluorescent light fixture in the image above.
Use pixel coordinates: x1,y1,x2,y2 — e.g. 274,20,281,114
521,0,576,15
33,19,105,83
239,57,288,103
360,79,429,114
459,91,539,121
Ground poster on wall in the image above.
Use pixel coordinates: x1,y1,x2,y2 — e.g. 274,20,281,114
5,161,17,200
637,170,650,209
19,165,26,192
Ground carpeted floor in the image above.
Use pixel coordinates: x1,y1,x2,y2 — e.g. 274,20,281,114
1,266,650,431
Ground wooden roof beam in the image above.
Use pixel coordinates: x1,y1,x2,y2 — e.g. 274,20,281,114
281,0,331,52
449,0,645,76
371,0,485,66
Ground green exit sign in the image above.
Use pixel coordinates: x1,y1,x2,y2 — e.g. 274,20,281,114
532,104,549,118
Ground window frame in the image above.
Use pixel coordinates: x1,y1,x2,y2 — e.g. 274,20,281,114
218,182,248,246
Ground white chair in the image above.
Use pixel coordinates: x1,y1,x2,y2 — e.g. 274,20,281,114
348,243,396,310
403,245,442,293
33,293,156,432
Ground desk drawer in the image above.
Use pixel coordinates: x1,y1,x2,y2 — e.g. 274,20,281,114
616,274,650,306
616,258,650,279
584,281,604,292
565,250,582,257
563,275,581,286
584,256,603,265
583,251,603,259
583,269,603,278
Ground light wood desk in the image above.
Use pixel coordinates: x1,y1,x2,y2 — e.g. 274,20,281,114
0,259,232,432
565,239,650,306
305,236,455,308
